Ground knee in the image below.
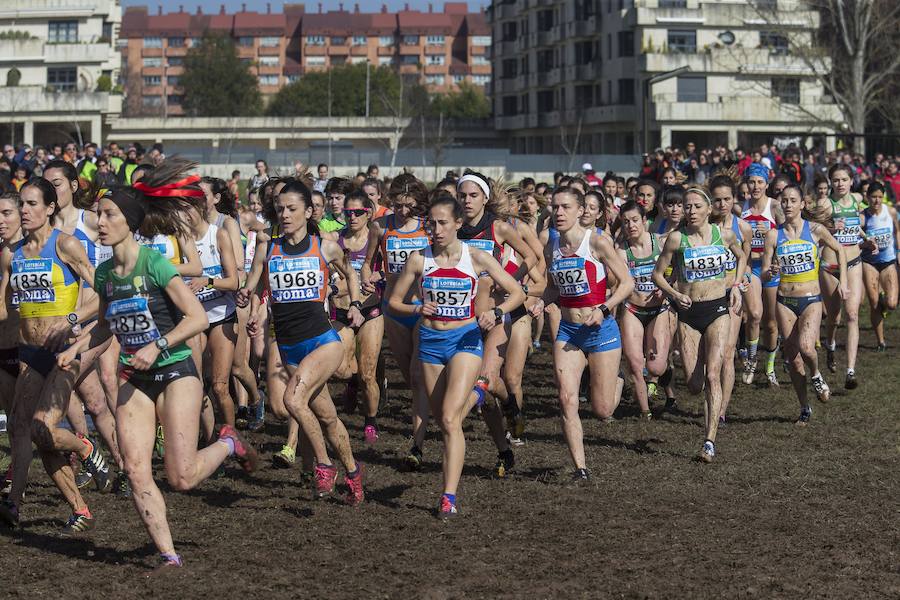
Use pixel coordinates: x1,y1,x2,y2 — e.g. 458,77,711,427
748,305,762,322
270,404,290,420
885,298,897,311
30,418,55,450
439,413,460,433
211,381,231,402
167,472,194,492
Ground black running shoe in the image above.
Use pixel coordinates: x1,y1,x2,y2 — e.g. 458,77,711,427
0,499,19,527
571,468,590,483
60,512,94,536
845,371,858,390
75,469,93,490
235,406,250,430
404,445,423,472
664,397,678,412
78,435,111,493
493,449,515,478
115,472,132,499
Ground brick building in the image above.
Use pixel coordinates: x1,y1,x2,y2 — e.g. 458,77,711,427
120,2,490,116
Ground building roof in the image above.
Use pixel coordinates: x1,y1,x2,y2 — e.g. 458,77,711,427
233,11,286,35
397,10,454,35
465,12,490,36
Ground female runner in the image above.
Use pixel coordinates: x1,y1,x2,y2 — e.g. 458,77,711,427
616,201,675,419
530,187,634,480
0,178,106,532
360,174,431,468
652,187,746,463
456,172,539,478
56,182,258,572
182,191,239,433
388,192,525,517
361,177,391,219
651,186,685,239
860,182,899,351
740,163,783,387
820,164,865,388
521,190,549,351
246,179,365,503
0,192,21,493
332,191,385,443
709,175,753,423
761,184,846,423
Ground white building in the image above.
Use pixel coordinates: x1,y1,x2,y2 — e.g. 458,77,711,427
490,0,841,155
0,0,122,147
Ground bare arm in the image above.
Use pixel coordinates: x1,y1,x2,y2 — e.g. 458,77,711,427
223,217,245,280
593,233,633,312
496,220,537,283
213,227,239,292
387,251,424,317
176,234,203,277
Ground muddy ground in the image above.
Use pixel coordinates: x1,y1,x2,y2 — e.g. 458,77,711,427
1,324,898,598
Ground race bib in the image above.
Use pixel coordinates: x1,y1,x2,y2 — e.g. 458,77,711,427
750,220,771,251
776,241,816,275
724,248,737,272
421,276,474,319
550,257,589,297
630,262,657,294
195,265,224,303
385,236,428,273
268,256,324,303
682,245,727,282
868,226,892,251
835,216,861,246
10,258,55,303
463,238,496,255
106,297,160,352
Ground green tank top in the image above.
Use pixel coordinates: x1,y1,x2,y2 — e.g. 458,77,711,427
625,234,660,294
830,195,862,246
677,224,728,283
94,246,191,369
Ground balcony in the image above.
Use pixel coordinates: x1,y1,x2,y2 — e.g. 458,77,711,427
0,86,117,115
141,47,163,57
496,114,526,130
536,67,562,87
0,39,44,62
568,18,597,38
537,111,560,128
350,45,368,56
327,45,350,55
535,27,561,47
495,2,518,20
377,46,395,56
258,45,281,56
304,45,326,56
641,48,819,76
424,64,446,75
635,3,820,29
567,62,601,81
650,92,841,124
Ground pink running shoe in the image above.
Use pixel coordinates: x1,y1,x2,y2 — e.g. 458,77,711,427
218,425,259,473
314,463,338,498
438,495,458,519
363,424,378,445
344,464,365,506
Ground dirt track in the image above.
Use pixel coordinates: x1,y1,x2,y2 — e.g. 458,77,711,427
1,326,898,598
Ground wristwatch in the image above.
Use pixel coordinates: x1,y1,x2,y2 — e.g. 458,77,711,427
493,306,504,323
155,337,169,351
598,304,611,319
350,300,363,310
206,276,214,288
67,312,81,335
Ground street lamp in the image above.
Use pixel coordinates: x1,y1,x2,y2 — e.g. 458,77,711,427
641,65,691,155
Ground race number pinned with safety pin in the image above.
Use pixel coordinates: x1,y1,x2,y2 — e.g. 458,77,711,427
268,255,324,302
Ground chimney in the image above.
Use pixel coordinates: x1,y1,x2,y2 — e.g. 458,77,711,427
196,6,202,15
220,4,225,14
404,3,409,11
267,3,271,13
241,3,246,12
381,4,387,13
354,3,360,13
157,5,162,15
339,3,344,11
178,5,183,13
318,3,322,13
429,3,433,12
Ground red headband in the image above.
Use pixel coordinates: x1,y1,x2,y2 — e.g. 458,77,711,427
133,174,205,198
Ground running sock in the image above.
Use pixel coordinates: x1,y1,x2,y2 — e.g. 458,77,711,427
75,506,92,519
364,415,377,427
747,339,759,364
826,340,836,352
220,436,236,456
442,493,456,505
160,552,183,566
347,464,360,479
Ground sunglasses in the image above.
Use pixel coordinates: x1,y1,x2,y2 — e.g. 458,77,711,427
343,208,370,218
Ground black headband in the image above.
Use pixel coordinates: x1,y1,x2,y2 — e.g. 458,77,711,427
109,189,147,232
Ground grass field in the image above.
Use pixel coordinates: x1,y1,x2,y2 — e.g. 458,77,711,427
1,318,898,597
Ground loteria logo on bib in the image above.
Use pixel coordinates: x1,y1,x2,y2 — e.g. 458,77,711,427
463,239,495,253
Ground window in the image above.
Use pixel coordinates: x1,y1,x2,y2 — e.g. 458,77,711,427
617,78,635,104
238,37,254,47
575,84,594,108
772,78,800,104
502,95,518,116
452,74,465,84
47,67,77,91
189,37,201,47
378,56,394,65
667,29,696,53
102,21,113,41
167,94,184,106
677,76,706,102
760,31,789,55
617,31,634,57
144,37,162,48
575,41,595,65
472,56,489,66
168,37,184,47
259,75,279,86
167,57,183,66
306,36,325,46
659,0,688,7
426,35,445,45
306,56,326,66
427,54,445,65
260,37,280,47
331,37,346,45
537,49,554,72
143,75,162,87
425,75,445,86
141,95,162,107
352,36,367,46
502,58,517,79
401,55,419,65
142,57,162,68
48,20,78,43
286,74,300,83
574,0,596,20
537,9,554,32
472,36,491,46
755,0,778,9
537,89,555,111
472,74,489,86
379,35,394,45
350,56,367,64
402,35,419,45
259,56,280,66
501,22,517,42
166,75,180,87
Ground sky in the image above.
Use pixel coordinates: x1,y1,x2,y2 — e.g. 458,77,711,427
121,0,489,12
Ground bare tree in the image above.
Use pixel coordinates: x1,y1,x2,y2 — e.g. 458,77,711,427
375,72,407,172
736,0,900,155
560,114,584,173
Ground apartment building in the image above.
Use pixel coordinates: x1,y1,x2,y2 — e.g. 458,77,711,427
490,0,841,155
0,0,122,145
120,2,491,117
